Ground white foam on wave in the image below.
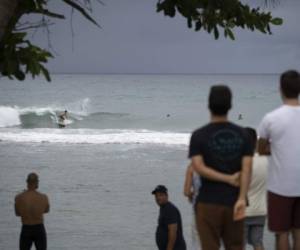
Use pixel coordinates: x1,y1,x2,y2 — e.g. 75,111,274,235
63,119,73,125
0,107,21,128
0,129,190,146
19,106,56,116
0,98,91,128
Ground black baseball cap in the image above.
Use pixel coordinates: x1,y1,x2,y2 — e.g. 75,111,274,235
151,185,168,195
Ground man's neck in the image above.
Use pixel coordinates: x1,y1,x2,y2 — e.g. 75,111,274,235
160,201,169,207
27,186,37,191
283,98,299,106
210,115,228,123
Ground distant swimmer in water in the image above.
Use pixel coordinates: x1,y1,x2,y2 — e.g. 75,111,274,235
238,114,243,120
166,114,170,117
58,110,68,128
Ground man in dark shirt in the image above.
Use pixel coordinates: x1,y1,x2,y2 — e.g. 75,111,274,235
152,185,186,250
189,85,253,250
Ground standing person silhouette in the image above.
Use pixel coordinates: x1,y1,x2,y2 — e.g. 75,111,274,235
258,70,300,250
15,173,50,250
152,185,186,250
189,85,253,250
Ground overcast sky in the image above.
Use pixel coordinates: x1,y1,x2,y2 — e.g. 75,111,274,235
29,0,300,74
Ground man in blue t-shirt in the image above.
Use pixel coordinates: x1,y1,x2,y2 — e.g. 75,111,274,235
152,185,186,250
189,85,253,250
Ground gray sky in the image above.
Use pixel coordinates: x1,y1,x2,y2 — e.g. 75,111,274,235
29,0,300,74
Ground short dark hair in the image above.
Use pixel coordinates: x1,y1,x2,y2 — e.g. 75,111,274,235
244,127,257,151
26,173,39,184
208,85,232,115
280,70,300,98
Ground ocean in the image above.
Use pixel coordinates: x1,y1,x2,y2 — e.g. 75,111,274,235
0,74,279,249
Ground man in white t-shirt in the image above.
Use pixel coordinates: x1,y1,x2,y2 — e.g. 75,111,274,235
257,70,300,250
245,128,267,250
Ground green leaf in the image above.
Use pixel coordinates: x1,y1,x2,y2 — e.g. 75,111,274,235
213,26,219,39
156,2,163,12
226,28,235,40
195,20,202,31
40,65,51,82
15,70,26,81
6,58,18,74
187,17,192,28
14,32,27,41
224,29,228,38
270,18,283,25
156,0,282,40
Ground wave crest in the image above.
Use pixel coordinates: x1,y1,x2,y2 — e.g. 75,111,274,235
0,98,91,128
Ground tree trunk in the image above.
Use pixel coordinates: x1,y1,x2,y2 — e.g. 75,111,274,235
0,0,18,42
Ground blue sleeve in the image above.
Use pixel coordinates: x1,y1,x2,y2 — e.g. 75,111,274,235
242,130,255,156
165,206,178,225
188,131,204,158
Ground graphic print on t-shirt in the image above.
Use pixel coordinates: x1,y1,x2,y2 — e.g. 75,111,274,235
208,129,244,162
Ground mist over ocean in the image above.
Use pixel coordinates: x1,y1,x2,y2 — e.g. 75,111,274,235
0,74,279,249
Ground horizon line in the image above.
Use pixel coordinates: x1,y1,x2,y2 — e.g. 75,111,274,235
49,72,280,76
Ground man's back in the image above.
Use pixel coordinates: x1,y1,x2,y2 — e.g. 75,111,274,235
15,190,49,225
258,105,300,196
189,122,252,206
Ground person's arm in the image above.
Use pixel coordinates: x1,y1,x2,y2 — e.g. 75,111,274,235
167,224,177,250
258,138,271,155
44,195,50,213
233,155,252,221
257,115,271,155
14,197,20,216
192,155,240,187
183,164,193,202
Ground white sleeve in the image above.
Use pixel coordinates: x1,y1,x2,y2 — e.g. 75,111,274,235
257,114,270,139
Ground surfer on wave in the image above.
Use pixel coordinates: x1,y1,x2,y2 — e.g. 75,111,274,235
58,110,68,128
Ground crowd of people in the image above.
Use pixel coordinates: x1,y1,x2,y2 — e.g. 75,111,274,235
14,70,300,250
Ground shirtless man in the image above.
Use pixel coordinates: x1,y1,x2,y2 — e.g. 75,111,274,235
15,173,50,250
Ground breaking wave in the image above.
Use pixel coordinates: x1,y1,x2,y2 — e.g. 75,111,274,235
0,129,189,146
0,98,121,128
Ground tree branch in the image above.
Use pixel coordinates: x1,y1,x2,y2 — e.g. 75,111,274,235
62,0,101,28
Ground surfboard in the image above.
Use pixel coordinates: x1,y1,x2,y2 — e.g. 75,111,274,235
58,123,65,128
58,117,66,128
58,121,65,128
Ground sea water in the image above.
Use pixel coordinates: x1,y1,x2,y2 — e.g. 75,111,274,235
0,74,279,249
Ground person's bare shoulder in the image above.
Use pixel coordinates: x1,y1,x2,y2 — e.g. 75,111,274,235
35,191,48,199
15,190,26,201
43,193,49,201
40,192,49,203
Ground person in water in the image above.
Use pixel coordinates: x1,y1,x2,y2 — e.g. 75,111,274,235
59,110,68,121
58,110,68,127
